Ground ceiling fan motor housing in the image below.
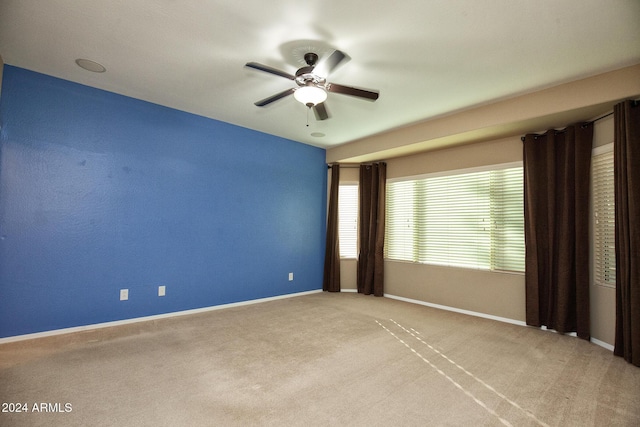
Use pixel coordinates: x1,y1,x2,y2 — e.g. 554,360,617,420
295,73,325,87
295,53,325,87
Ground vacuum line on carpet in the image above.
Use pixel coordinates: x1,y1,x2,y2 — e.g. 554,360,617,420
388,319,550,427
376,320,513,427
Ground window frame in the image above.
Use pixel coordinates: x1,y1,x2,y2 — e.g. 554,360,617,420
338,182,359,259
385,161,525,274
591,142,616,288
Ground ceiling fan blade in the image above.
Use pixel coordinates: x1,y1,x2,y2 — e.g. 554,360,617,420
245,62,295,80
313,50,350,77
326,83,379,101
254,88,295,107
313,102,330,120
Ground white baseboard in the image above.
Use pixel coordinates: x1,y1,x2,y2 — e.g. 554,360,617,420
0,289,322,344
590,337,614,351
384,293,527,326
383,293,615,352
2,289,616,353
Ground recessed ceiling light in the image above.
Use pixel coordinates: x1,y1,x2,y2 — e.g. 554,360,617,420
311,132,325,137
75,58,106,73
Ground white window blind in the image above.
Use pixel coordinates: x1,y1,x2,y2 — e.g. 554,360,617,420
386,180,416,261
489,167,526,272
592,146,616,287
338,184,358,258
420,173,491,269
385,164,524,272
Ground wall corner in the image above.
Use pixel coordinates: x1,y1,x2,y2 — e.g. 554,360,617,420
0,54,4,101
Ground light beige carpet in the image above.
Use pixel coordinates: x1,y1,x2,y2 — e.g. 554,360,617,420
1,292,639,426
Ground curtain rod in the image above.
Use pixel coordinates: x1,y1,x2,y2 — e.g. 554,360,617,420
327,163,386,169
592,111,614,123
520,112,611,142
519,100,640,142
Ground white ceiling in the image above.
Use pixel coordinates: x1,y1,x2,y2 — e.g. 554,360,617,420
1,0,639,149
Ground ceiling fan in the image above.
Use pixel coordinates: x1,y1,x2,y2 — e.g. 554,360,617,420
245,50,379,120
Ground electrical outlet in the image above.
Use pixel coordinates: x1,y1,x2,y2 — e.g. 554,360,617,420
120,289,129,301
158,285,166,297
288,272,294,281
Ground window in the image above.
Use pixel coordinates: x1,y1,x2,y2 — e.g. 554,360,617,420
592,144,615,287
338,184,358,258
386,163,524,272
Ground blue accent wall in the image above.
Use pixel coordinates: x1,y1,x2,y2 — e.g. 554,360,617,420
0,66,327,338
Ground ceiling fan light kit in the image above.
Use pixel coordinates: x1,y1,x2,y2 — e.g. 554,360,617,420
294,85,327,107
245,48,379,121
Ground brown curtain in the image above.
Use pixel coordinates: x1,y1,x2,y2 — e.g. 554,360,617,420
613,100,640,366
323,164,340,292
357,163,386,296
523,123,592,340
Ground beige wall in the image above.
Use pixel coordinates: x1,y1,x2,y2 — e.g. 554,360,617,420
327,64,640,164
330,66,640,346
383,136,526,321
338,117,618,345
